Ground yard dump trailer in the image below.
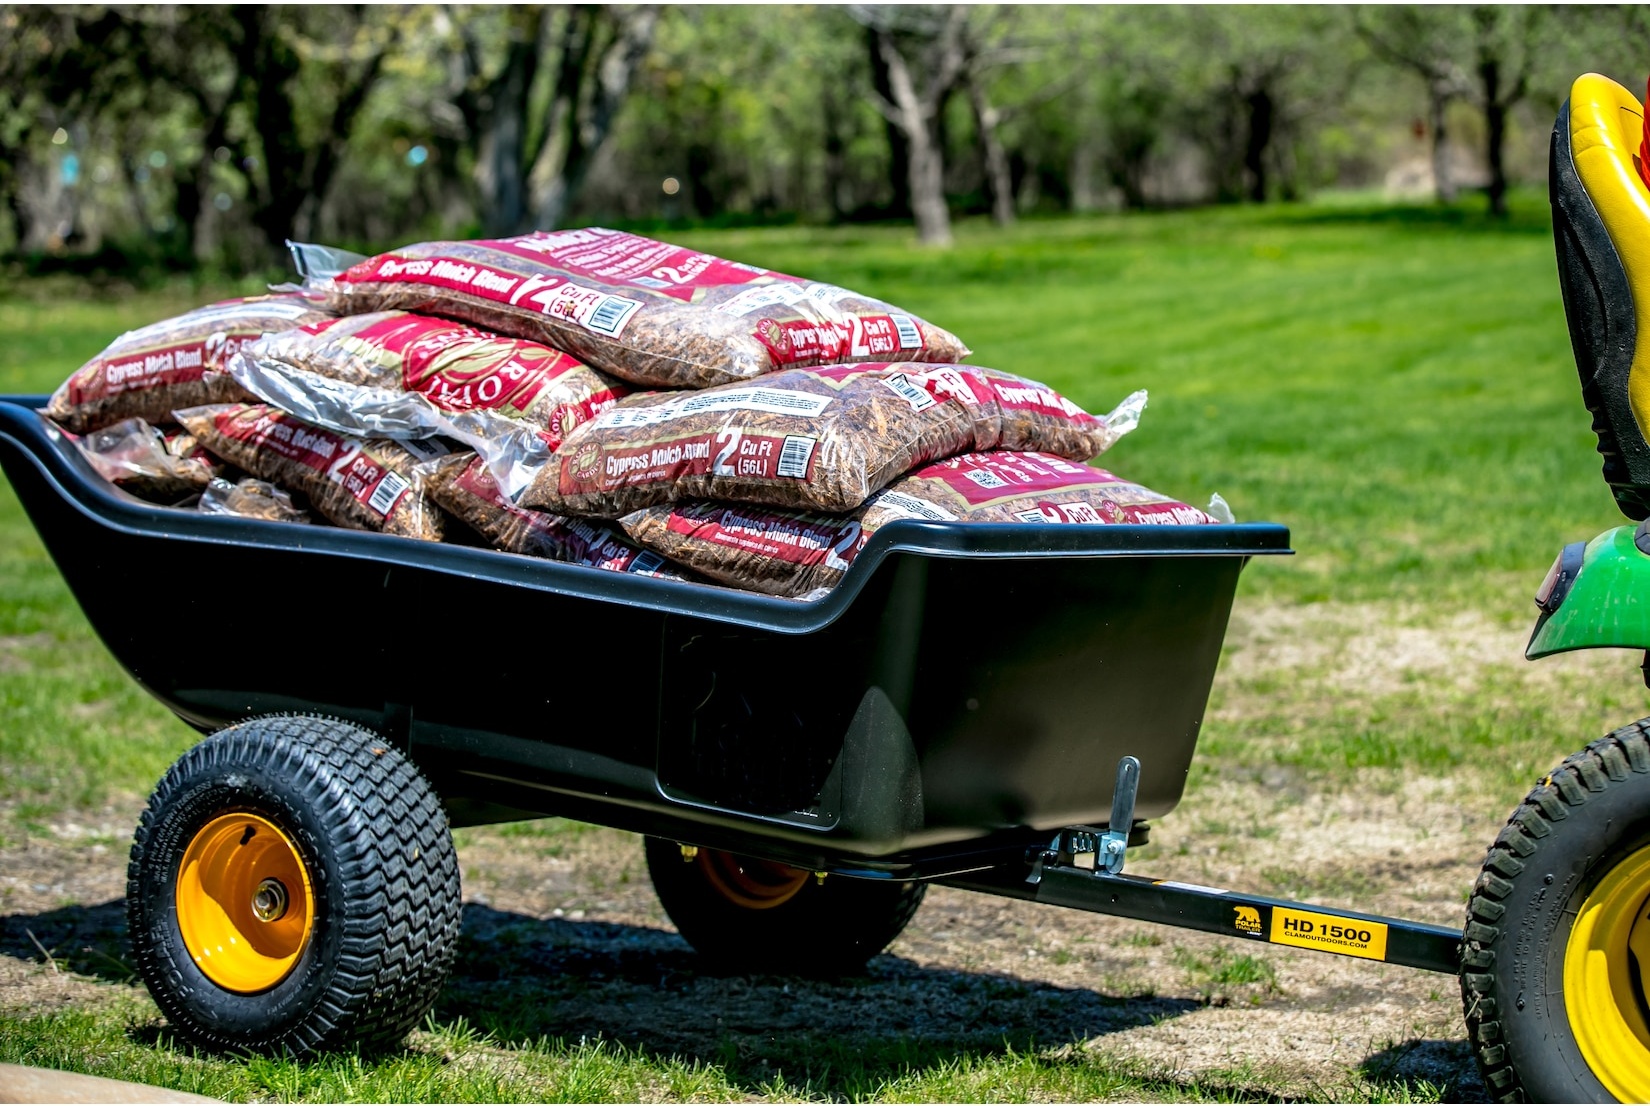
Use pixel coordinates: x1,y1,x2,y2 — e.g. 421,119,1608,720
0,71,1647,1103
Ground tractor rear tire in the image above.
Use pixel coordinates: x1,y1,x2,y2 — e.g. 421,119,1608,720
128,715,461,1056
1461,720,1650,1103
644,837,925,976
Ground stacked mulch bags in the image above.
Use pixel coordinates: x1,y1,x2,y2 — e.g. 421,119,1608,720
47,229,1224,595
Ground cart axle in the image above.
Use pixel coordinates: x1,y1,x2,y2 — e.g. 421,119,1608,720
943,862,1461,974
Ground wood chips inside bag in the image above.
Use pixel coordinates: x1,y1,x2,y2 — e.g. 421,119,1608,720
320,228,969,389
71,418,221,503
45,292,330,433
175,403,444,541
619,451,1219,598
519,362,1143,518
423,452,689,578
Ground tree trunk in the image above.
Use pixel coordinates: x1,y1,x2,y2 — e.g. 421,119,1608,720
821,84,851,222
1480,56,1508,218
1243,86,1273,203
242,7,307,260
907,124,951,245
866,23,911,218
1427,80,1456,203
967,74,1014,226
877,31,951,246
1069,138,1099,213
529,6,657,232
479,10,542,237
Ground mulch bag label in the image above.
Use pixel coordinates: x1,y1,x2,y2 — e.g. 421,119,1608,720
423,452,688,578
317,228,970,389
231,310,625,458
45,293,330,433
520,362,1143,518
175,403,444,541
618,451,1217,598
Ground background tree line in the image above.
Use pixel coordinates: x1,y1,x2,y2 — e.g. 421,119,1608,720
2,3,1643,273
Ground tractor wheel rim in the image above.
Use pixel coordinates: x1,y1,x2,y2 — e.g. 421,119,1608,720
697,849,809,910
1565,845,1650,1101
175,812,314,993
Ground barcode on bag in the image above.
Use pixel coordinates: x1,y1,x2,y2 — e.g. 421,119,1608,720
964,468,1008,490
367,471,411,516
881,372,935,411
1015,508,1050,523
777,435,817,478
586,295,641,337
630,551,667,575
891,314,922,349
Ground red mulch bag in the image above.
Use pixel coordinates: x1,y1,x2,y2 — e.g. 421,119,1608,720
229,311,626,474
423,452,689,578
518,362,1144,517
316,228,970,389
618,451,1219,598
44,292,330,433
175,403,445,541
70,418,222,502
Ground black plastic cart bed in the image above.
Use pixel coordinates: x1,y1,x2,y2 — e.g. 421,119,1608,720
0,393,1466,1058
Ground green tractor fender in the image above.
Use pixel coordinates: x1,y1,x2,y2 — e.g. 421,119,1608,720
1527,524,1650,659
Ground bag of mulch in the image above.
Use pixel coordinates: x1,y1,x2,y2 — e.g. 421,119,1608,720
618,451,1220,598
312,228,970,389
228,311,626,482
197,477,312,525
422,452,688,578
44,292,331,433
70,418,222,503
175,403,445,541
518,362,1144,518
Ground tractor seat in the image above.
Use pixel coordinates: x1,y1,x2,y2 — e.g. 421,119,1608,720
1552,74,1650,519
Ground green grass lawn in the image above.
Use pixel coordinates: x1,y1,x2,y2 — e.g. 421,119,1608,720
0,192,1635,1101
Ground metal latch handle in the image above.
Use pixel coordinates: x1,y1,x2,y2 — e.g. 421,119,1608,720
1099,755,1140,876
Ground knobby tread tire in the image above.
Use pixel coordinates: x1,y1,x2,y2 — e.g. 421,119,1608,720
644,837,926,976
128,715,461,1056
1460,719,1650,1103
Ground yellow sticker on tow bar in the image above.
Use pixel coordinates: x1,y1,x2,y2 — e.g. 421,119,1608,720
1269,907,1388,961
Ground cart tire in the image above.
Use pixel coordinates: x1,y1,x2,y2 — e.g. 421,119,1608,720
644,837,925,975
127,715,461,1056
1461,721,1650,1103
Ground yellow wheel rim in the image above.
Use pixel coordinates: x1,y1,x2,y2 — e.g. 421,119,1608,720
697,850,809,910
175,813,314,993
1565,845,1650,1102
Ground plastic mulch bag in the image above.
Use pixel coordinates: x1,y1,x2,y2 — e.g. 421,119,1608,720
197,477,312,524
71,418,221,502
312,228,970,389
618,451,1220,598
44,292,330,433
422,452,689,578
229,310,627,493
175,403,445,541
518,362,1144,517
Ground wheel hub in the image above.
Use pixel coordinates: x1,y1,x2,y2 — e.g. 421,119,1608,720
1565,846,1650,1101
696,849,809,910
175,813,313,993
251,878,289,923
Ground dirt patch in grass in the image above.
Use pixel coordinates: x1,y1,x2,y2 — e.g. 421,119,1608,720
1221,600,1627,702
0,632,52,674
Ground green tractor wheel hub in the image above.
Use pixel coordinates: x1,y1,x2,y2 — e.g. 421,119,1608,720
1527,526,1650,659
